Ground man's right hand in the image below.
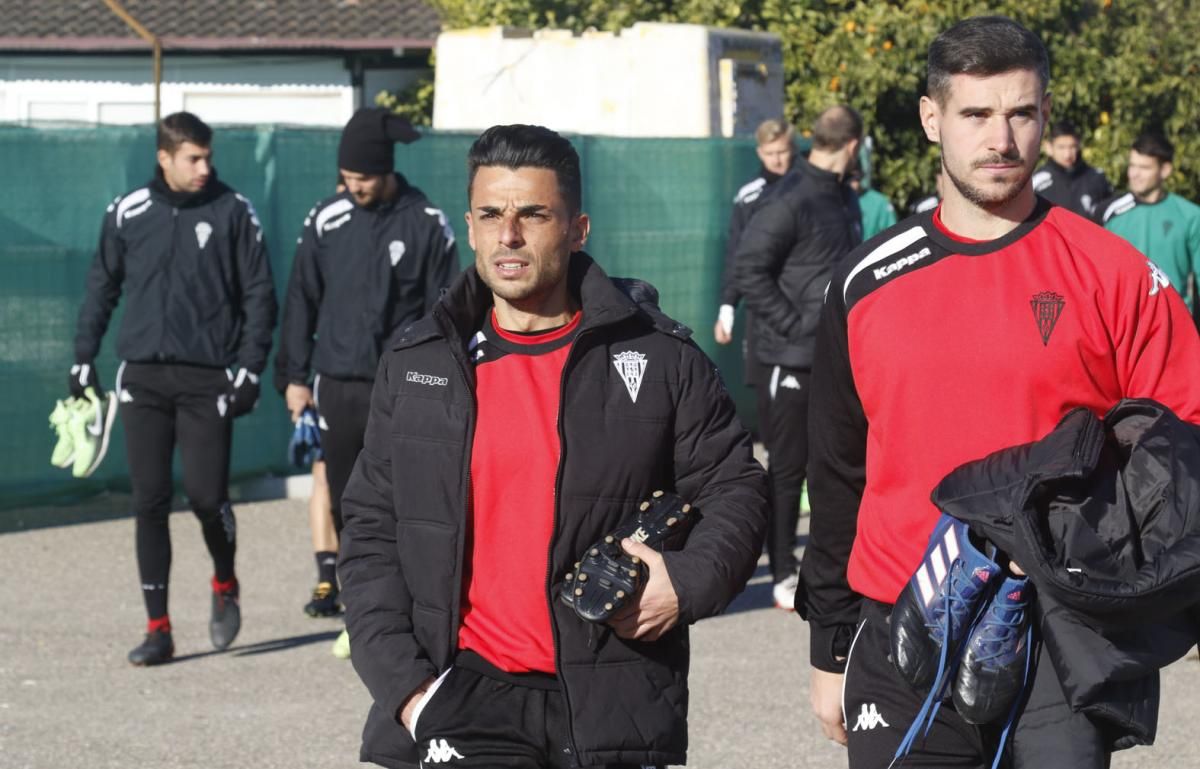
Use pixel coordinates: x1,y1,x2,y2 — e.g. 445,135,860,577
397,675,436,734
811,668,848,746
713,318,732,345
713,303,735,345
68,362,101,398
284,383,313,422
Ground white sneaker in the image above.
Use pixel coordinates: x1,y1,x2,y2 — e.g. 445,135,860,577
773,574,799,611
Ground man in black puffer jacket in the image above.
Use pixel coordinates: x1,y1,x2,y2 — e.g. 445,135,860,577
734,105,863,610
338,124,768,769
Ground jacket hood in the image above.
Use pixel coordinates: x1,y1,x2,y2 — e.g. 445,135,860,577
396,252,684,351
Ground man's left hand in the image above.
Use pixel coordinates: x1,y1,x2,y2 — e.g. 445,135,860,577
607,539,680,641
228,368,261,418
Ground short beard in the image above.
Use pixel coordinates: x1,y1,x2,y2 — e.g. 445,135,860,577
943,153,1032,209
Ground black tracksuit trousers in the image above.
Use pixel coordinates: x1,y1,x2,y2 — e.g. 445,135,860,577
313,374,372,533
756,365,809,583
118,363,237,621
843,600,1110,769
408,649,660,769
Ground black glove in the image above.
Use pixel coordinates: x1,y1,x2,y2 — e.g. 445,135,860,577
68,362,101,398
560,491,698,624
228,367,261,418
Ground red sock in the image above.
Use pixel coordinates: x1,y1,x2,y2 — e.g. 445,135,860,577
212,576,238,594
147,616,171,634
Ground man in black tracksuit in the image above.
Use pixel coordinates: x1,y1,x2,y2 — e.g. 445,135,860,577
338,125,768,768
734,106,863,611
277,109,458,617
1032,119,1112,218
72,112,277,666
712,118,796,365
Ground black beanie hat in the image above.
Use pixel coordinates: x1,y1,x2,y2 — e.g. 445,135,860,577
337,108,420,175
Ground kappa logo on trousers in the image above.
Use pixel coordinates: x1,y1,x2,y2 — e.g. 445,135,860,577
852,702,890,731
422,738,465,764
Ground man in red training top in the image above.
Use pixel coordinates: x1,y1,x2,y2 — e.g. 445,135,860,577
800,15,1200,769
337,124,768,769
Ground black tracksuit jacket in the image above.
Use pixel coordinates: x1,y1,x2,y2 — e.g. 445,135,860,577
734,156,861,370
1032,160,1112,218
75,170,277,373
338,253,768,768
277,174,458,386
718,166,786,307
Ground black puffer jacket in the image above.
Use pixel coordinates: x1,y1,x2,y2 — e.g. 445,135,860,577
75,169,277,373
338,253,768,768
733,156,861,370
932,399,1200,754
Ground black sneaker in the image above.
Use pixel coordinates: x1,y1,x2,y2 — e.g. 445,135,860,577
128,630,175,666
210,582,241,650
304,581,342,617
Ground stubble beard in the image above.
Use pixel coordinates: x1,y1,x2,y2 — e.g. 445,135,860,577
944,153,1033,209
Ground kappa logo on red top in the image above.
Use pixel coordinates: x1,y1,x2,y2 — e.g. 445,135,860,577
1146,260,1171,296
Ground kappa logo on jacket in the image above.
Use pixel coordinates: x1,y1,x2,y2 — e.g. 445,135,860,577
115,188,152,228
613,350,647,403
423,738,465,763
389,240,406,266
424,207,456,246
195,221,213,249
407,370,449,387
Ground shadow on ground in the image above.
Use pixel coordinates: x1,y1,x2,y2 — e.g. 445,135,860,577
165,630,343,665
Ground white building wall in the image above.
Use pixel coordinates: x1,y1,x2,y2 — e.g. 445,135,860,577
432,23,784,138
0,55,360,126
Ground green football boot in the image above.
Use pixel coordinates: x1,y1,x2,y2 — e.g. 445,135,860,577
49,399,76,468
70,387,118,478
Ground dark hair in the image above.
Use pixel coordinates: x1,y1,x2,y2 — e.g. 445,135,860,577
927,16,1050,105
1049,120,1080,141
157,111,213,154
1132,131,1174,164
810,105,863,152
467,125,582,213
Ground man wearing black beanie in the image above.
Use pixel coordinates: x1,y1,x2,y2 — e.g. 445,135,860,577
277,108,458,647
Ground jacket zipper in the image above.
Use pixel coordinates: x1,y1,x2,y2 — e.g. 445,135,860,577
438,308,476,659
547,326,587,760
160,207,178,358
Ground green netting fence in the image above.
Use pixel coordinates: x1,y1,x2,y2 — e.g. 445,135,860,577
0,122,770,510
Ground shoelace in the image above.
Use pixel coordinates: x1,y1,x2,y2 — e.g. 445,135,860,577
312,583,335,600
970,600,1026,663
892,564,986,767
924,564,983,641
893,575,1036,769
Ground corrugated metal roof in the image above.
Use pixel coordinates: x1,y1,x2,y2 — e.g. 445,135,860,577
1,0,440,51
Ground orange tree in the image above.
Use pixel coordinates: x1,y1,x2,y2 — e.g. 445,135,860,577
389,0,1200,207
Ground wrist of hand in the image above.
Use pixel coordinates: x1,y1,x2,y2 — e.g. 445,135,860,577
718,304,735,333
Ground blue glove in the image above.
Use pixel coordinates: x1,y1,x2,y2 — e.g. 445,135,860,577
288,407,323,468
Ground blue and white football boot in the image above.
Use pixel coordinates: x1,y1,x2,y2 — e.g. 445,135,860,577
889,514,1002,692
953,575,1034,725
